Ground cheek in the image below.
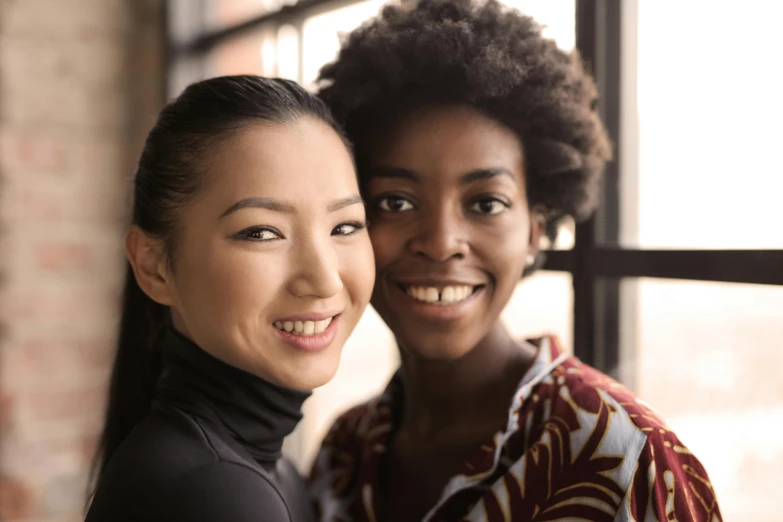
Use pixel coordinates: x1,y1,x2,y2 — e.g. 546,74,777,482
477,218,530,281
368,224,401,271
339,237,376,306
178,243,284,324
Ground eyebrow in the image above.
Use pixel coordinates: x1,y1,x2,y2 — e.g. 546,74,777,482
327,194,364,212
460,168,514,184
368,167,419,181
369,166,514,184
220,195,363,218
220,198,295,218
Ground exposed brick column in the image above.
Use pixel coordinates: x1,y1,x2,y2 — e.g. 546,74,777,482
0,1,164,520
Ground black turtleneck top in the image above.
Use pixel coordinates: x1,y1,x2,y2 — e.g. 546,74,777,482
85,328,315,522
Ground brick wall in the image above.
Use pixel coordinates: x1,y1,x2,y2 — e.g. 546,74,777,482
0,1,164,521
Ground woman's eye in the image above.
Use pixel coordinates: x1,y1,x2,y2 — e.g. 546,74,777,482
332,222,366,236
377,196,415,213
236,227,281,242
470,198,509,216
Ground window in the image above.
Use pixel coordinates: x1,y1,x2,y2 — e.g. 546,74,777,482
622,278,783,521
502,0,575,50
626,0,783,249
202,0,286,30
504,272,574,352
167,1,783,517
579,2,783,520
301,0,392,87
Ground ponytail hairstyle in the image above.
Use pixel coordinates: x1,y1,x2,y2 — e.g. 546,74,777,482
87,76,347,503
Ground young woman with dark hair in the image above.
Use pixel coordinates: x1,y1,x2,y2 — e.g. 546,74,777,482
309,1,722,521
85,75,375,522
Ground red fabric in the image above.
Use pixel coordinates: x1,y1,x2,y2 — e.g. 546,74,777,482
310,337,722,522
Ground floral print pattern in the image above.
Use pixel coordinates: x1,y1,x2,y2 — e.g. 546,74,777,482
310,337,722,522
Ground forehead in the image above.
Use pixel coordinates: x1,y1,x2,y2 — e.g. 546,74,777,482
368,105,525,183
202,119,357,208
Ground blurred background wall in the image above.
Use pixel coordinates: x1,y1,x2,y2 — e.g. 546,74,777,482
0,1,164,520
0,1,782,521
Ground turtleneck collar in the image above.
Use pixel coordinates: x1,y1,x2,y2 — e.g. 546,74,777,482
155,326,311,464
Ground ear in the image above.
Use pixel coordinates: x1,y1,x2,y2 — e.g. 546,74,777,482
125,226,176,306
528,205,547,258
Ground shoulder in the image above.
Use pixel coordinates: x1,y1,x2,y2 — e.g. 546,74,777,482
89,408,290,522
101,406,234,489
548,358,689,459
614,426,722,520
152,461,291,522
309,396,388,512
89,462,289,522
544,361,722,520
310,399,378,475
87,409,221,515
324,401,377,444
550,355,670,434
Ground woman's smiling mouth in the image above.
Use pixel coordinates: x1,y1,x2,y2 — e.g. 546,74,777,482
400,284,484,305
390,279,487,321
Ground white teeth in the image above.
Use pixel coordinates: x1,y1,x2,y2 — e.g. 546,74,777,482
406,285,475,305
314,320,326,334
303,321,315,335
274,316,335,336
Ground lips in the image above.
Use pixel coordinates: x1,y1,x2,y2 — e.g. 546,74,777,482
272,313,341,352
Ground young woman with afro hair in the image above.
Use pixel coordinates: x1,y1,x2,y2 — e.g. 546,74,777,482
309,0,722,520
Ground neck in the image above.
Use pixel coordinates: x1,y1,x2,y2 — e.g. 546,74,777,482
155,326,311,464
396,322,536,437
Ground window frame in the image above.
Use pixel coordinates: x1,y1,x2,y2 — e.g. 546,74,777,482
165,0,783,377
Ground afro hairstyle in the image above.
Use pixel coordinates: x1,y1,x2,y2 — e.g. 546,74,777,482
317,0,612,268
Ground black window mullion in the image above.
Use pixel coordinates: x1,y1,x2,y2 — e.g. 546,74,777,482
573,0,596,367
593,249,783,286
573,0,622,375
592,0,622,377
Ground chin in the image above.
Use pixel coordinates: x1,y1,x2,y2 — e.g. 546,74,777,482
273,355,340,391
289,371,335,391
399,334,475,361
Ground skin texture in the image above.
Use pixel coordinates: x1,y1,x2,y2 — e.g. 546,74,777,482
364,105,544,522
126,118,375,391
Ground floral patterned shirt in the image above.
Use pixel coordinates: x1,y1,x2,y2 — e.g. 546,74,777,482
310,336,722,522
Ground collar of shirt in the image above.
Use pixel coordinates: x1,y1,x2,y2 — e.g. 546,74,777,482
354,336,570,521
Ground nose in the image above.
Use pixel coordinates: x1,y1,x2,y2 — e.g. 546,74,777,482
287,234,343,299
408,207,468,262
